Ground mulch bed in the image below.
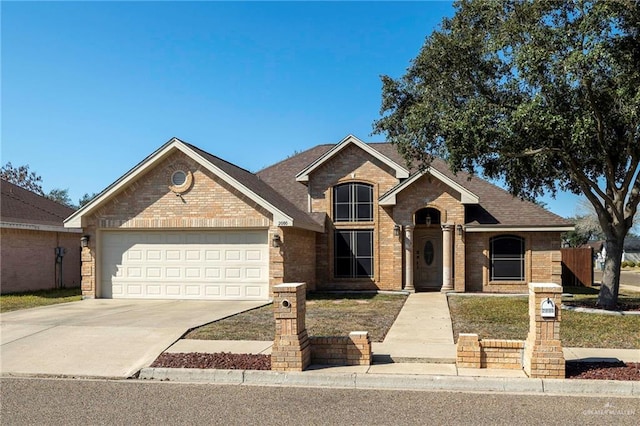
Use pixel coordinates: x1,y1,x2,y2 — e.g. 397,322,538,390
150,352,270,370
565,361,640,381
151,352,640,381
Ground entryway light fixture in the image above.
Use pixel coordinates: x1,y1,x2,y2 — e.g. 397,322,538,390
425,215,432,226
393,224,402,237
80,235,90,248
272,234,282,248
456,224,464,236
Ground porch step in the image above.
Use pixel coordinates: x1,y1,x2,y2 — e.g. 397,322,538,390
372,353,456,365
372,342,457,365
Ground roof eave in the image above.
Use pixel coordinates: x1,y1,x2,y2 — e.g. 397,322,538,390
379,168,480,206
295,134,409,182
64,138,297,229
465,225,575,232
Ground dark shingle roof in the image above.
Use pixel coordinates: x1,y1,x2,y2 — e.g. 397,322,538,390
258,142,572,227
184,143,323,231
1,179,76,226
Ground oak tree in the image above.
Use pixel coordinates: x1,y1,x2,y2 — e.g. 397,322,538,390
373,0,639,309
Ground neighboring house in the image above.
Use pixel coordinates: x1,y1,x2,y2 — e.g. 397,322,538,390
64,135,573,300
622,238,640,263
1,179,82,293
587,238,640,264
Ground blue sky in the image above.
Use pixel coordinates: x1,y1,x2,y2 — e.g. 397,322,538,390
2,1,583,217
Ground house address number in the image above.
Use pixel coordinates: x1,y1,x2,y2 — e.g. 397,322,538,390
278,221,290,226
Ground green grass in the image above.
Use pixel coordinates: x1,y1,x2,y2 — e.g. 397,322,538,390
0,287,82,313
448,291,640,349
185,292,407,342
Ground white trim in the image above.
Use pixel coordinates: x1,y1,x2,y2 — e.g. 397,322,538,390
295,134,409,182
1,221,83,233
379,168,479,206
63,138,322,231
465,226,575,232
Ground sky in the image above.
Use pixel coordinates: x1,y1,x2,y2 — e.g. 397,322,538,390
2,1,584,218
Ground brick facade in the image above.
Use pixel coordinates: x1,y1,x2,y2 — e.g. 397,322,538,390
78,151,315,299
71,137,568,299
1,228,81,293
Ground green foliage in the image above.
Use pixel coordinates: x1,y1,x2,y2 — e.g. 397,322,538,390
621,261,629,268
0,162,44,194
374,0,640,308
46,188,75,208
78,192,98,207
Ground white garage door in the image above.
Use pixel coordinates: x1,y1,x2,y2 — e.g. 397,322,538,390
100,230,269,300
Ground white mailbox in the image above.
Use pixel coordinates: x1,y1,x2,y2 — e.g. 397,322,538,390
540,298,556,319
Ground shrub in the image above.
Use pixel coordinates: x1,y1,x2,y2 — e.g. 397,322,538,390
621,261,629,268
627,260,636,268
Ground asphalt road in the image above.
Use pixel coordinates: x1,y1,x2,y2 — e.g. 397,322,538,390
594,270,640,290
1,378,638,425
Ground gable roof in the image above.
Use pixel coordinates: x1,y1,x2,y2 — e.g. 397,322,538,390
1,179,81,232
295,134,409,182
259,140,573,229
379,169,480,206
64,138,323,232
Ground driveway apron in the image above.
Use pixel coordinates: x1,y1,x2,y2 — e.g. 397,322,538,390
0,299,267,378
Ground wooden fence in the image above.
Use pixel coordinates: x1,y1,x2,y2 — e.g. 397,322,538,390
560,247,593,287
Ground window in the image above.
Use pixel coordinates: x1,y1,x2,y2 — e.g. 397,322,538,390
334,230,373,278
333,183,373,222
490,235,525,281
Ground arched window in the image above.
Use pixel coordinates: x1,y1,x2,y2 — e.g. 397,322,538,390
333,183,373,222
490,235,525,281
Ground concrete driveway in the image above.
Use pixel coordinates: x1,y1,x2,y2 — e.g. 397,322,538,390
0,299,268,378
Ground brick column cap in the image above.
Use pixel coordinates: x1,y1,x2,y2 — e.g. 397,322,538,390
529,282,562,293
273,283,306,290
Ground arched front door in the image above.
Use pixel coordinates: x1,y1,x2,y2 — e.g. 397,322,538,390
413,228,443,290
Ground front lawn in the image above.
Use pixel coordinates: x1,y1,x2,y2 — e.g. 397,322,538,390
0,288,82,313
448,289,640,349
185,292,407,342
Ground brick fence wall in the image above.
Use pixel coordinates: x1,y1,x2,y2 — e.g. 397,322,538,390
456,283,565,379
309,332,371,366
456,334,523,369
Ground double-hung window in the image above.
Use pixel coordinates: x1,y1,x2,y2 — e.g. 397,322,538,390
490,235,525,281
333,183,373,222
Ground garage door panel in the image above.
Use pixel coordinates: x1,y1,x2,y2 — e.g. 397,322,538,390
101,231,269,300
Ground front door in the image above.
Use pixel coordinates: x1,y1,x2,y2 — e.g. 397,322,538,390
414,229,443,290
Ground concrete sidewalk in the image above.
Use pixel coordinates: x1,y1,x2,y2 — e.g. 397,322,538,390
163,291,640,368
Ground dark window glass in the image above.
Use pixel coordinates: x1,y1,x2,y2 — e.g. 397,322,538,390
333,183,373,222
490,235,525,281
424,241,434,265
334,230,373,278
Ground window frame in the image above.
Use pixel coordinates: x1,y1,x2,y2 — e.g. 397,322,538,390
490,235,525,281
333,183,374,222
334,229,374,279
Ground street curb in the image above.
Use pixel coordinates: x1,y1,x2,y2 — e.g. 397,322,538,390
138,368,637,396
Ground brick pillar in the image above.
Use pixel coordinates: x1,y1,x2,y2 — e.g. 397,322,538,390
80,244,95,299
404,225,415,292
441,223,454,292
456,333,481,368
272,283,311,371
523,283,565,379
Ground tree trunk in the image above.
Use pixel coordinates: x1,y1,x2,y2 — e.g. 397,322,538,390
597,237,624,310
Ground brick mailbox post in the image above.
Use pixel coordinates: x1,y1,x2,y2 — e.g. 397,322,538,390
272,283,311,371
523,282,565,379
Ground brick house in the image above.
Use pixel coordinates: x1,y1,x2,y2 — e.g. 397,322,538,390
65,135,573,300
1,180,82,293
